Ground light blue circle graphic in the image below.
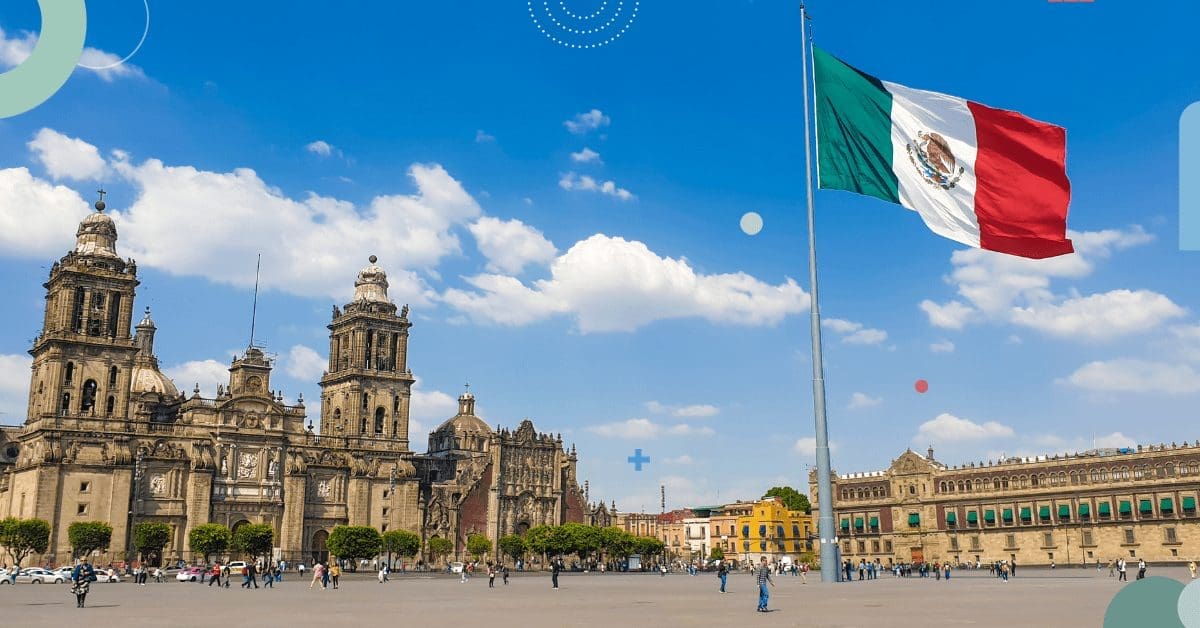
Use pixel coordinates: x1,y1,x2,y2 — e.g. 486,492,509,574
0,0,87,119
1180,579,1200,628
77,0,150,71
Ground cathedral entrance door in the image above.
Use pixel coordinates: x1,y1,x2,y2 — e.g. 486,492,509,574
311,530,329,564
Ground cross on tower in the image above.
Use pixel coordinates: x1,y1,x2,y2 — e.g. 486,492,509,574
464,382,471,394
627,449,650,471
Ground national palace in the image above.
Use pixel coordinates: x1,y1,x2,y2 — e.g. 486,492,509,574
0,198,611,565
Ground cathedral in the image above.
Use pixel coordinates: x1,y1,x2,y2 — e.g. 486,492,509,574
0,197,612,565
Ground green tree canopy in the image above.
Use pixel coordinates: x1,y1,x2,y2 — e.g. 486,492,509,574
466,533,492,561
524,525,553,556
427,536,453,563
188,523,231,564
67,521,113,558
497,534,526,563
0,518,50,568
599,526,635,559
634,536,664,557
132,522,173,565
560,522,601,559
232,524,274,562
326,526,381,563
709,546,725,561
381,530,421,559
765,486,812,513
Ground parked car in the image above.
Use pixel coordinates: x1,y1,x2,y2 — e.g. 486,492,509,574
176,566,207,582
225,561,248,574
449,561,465,574
93,569,121,583
3,568,65,584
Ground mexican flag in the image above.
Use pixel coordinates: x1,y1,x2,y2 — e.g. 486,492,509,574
813,47,1073,259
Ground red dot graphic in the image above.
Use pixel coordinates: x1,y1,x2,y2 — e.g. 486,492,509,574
915,379,929,394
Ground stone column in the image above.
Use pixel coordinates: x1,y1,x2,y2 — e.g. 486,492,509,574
182,470,213,562
280,473,307,563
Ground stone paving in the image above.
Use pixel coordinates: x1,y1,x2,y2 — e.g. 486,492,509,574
0,566,1191,627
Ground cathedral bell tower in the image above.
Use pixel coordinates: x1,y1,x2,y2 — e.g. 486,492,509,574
318,256,415,449
27,192,140,423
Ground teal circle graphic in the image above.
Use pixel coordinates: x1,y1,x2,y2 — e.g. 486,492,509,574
1180,579,1200,628
1104,576,1185,628
0,0,87,119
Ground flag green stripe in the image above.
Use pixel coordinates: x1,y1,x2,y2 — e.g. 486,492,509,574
813,47,899,204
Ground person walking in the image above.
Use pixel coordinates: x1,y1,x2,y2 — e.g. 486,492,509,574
488,563,496,588
309,562,324,590
717,561,728,593
330,563,340,589
502,565,509,586
1189,560,1197,579
221,564,231,588
248,563,259,589
551,557,561,590
71,558,96,608
1010,558,1017,578
298,563,305,580
1000,561,1010,582
800,563,808,584
209,563,222,588
1118,558,1128,582
263,564,274,588
944,563,951,581
377,564,387,583
1108,559,1116,577
1137,558,1147,580
322,562,331,589
755,556,774,613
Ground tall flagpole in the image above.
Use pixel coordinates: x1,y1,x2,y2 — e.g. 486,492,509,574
799,1,836,584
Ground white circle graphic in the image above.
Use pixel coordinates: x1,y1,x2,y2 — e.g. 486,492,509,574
740,212,764,236
78,0,151,71
527,1,640,49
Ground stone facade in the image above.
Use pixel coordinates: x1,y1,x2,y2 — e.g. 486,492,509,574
810,445,1200,566
0,201,607,566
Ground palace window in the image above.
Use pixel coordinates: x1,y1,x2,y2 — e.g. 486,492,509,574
970,536,981,550
857,541,865,553
994,479,1001,490
842,541,850,554
950,537,959,550
1083,531,1094,546
1165,527,1178,543
872,540,880,553
1005,534,1016,548
1124,529,1136,544
77,503,88,515
80,481,91,493
1043,533,1054,547
884,540,893,552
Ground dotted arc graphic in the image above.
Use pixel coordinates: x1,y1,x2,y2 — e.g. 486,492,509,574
527,1,640,50
77,0,150,71
0,0,88,119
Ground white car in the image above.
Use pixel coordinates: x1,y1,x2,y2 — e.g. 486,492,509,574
225,561,248,573
93,569,121,583
3,568,65,584
449,561,465,574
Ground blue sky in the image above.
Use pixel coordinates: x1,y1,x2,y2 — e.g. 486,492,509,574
0,1,1198,513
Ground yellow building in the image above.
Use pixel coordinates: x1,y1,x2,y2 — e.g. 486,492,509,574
734,496,814,564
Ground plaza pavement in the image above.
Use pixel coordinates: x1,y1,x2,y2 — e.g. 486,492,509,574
0,566,1189,627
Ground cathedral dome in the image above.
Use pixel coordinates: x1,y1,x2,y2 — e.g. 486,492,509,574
74,199,120,259
352,255,390,303
434,393,492,436
130,365,179,398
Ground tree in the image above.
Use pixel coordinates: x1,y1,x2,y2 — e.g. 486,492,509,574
709,546,725,561
427,536,453,565
0,518,50,570
497,534,526,564
599,526,634,560
560,523,600,561
381,530,421,565
67,521,113,559
132,522,173,566
232,524,274,565
765,486,812,513
524,525,553,558
188,523,231,564
326,526,381,566
466,533,492,562
634,536,664,558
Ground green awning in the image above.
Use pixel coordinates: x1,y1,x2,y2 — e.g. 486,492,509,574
1039,506,1051,520
1184,496,1196,511
1020,507,1032,521
1098,502,1111,516
869,516,879,528
1161,498,1173,512
946,512,957,524
984,509,996,523
1119,501,1132,514
1079,503,1091,517
966,511,978,523
840,518,849,529
1140,500,1153,513
1058,504,1071,519
1002,508,1014,522
908,513,920,526
854,517,864,529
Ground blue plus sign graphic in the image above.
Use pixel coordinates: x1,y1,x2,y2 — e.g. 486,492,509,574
627,449,650,471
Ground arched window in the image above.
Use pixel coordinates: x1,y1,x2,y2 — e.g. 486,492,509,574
80,379,98,412
974,479,982,491
108,366,118,387
361,393,369,410
392,420,398,436
333,408,341,424
1070,472,1078,485
60,393,71,414
393,395,400,414
65,362,75,385
374,407,385,434
105,395,115,416
994,479,1001,490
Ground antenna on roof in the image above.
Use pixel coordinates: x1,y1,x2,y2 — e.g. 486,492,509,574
249,253,262,349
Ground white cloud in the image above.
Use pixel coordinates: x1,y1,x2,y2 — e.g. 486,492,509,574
1010,289,1185,340
1062,359,1200,395
914,413,1015,443
475,130,496,144
847,392,881,410
305,140,339,158
0,28,143,81
0,354,32,423
930,340,955,353
664,455,694,465
443,234,807,333
558,172,634,201
283,345,325,381
645,401,719,418
919,300,974,330
163,359,229,397
821,318,887,345
0,27,36,68
585,418,715,439
0,167,91,258
27,128,106,181
793,437,839,458
467,216,557,274
409,378,458,445
564,109,610,134
570,147,602,164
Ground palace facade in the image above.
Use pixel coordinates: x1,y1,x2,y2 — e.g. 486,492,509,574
810,445,1200,566
0,199,611,565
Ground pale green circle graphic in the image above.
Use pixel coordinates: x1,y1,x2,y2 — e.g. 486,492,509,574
1104,576,1185,628
1180,579,1200,628
0,0,87,119
740,212,763,236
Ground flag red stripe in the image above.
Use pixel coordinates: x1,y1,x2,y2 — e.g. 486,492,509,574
967,101,1073,259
